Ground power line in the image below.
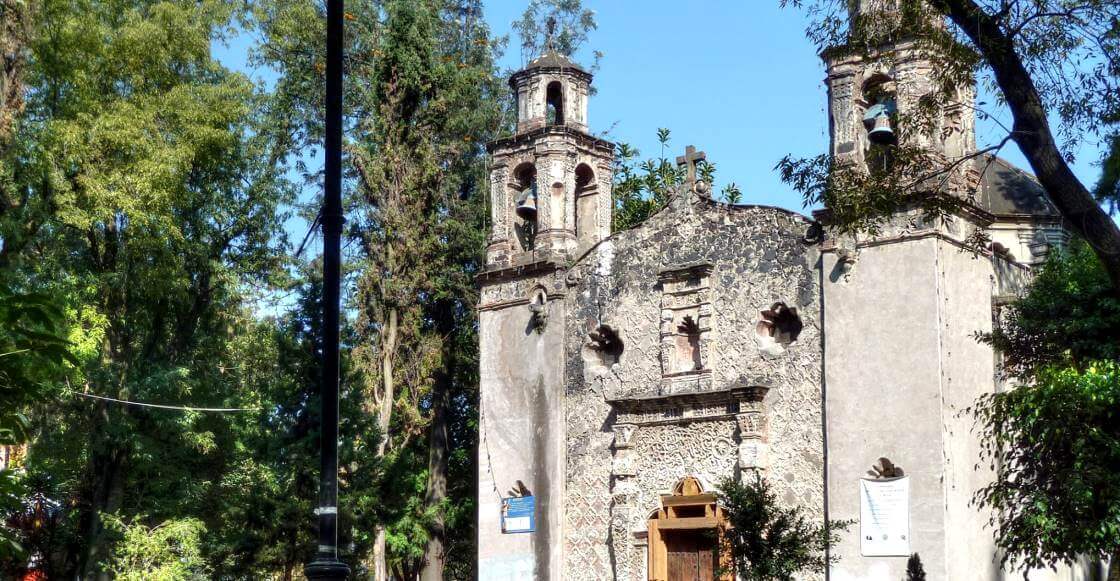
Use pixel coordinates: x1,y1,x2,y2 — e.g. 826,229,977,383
73,391,260,413
295,209,323,259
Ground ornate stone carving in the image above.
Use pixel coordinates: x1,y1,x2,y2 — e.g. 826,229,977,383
611,423,638,478
735,385,771,473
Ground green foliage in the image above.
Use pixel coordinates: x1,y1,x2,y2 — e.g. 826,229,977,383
611,129,685,231
717,475,850,580
203,269,383,578
0,288,73,562
970,240,1120,570
981,240,1120,377
970,361,1120,569
242,0,504,575
776,143,981,240
0,0,295,576
1096,133,1120,213
612,128,739,230
103,515,209,580
722,182,743,205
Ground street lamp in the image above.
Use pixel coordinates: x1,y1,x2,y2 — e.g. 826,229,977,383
304,0,349,578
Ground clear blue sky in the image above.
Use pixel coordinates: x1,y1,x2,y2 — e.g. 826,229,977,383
214,0,1106,225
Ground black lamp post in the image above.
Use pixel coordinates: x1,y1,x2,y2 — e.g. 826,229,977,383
304,0,349,578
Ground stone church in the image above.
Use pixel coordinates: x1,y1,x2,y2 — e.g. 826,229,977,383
475,5,1092,581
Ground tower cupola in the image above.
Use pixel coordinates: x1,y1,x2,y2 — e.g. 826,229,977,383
510,50,593,133
484,49,614,269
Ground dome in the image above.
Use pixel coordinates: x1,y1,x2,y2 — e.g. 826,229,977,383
974,155,1059,218
524,49,586,73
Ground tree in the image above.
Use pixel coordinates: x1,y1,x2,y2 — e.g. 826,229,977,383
512,0,598,64
347,1,504,576
612,129,683,231
1,0,294,576
0,289,73,564
779,0,1120,291
102,516,210,580
195,264,383,579
970,241,1120,577
612,128,738,231
0,0,32,148
716,475,850,581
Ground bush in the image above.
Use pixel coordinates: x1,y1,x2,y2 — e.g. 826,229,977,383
717,474,851,581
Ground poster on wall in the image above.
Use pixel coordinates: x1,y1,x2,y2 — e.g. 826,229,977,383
859,476,910,556
501,496,535,534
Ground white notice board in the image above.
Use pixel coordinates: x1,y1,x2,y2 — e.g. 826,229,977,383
859,476,910,556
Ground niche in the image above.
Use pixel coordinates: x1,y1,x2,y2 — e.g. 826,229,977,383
546,81,564,125
575,163,596,241
674,315,703,372
527,287,548,334
755,303,802,351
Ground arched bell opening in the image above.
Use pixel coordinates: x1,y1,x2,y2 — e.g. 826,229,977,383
511,163,538,251
546,80,564,126
861,74,898,149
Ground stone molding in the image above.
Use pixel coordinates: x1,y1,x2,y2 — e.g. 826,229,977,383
606,385,770,427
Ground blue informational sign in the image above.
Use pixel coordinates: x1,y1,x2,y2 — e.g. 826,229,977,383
501,495,535,534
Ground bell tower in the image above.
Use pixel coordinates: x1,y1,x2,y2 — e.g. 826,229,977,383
820,3,1008,580
824,1,976,179
476,50,614,580
485,49,614,267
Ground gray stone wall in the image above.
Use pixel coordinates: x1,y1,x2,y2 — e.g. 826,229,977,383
561,195,825,579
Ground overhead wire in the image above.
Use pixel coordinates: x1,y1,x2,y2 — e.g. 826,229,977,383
72,391,260,413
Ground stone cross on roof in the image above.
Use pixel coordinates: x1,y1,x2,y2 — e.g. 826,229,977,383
676,145,707,193
545,16,556,51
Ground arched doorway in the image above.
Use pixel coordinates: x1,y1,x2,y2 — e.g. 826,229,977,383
647,476,731,581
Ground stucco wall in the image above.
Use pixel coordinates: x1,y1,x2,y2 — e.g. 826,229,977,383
561,197,825,580
824,237,952,580
477,275,567,581
822,227,1013,580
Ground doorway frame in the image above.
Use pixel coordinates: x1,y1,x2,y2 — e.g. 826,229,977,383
646,476,732,581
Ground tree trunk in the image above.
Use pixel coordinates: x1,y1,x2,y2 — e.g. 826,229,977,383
0,0,31,148
77,441,127,580
1108,549,1120,581
372,526,389,581
419,372,450,581
934,0,1120,292
377,306,397,457
367,304,398,581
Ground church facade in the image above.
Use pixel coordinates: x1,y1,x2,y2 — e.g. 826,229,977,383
475,7,1090,581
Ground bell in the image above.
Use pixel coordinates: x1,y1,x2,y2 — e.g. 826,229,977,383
867,114,896,145
515,188,538,220
863,102,897,145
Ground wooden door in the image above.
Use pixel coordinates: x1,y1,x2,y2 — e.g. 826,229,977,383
665,531,716,581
